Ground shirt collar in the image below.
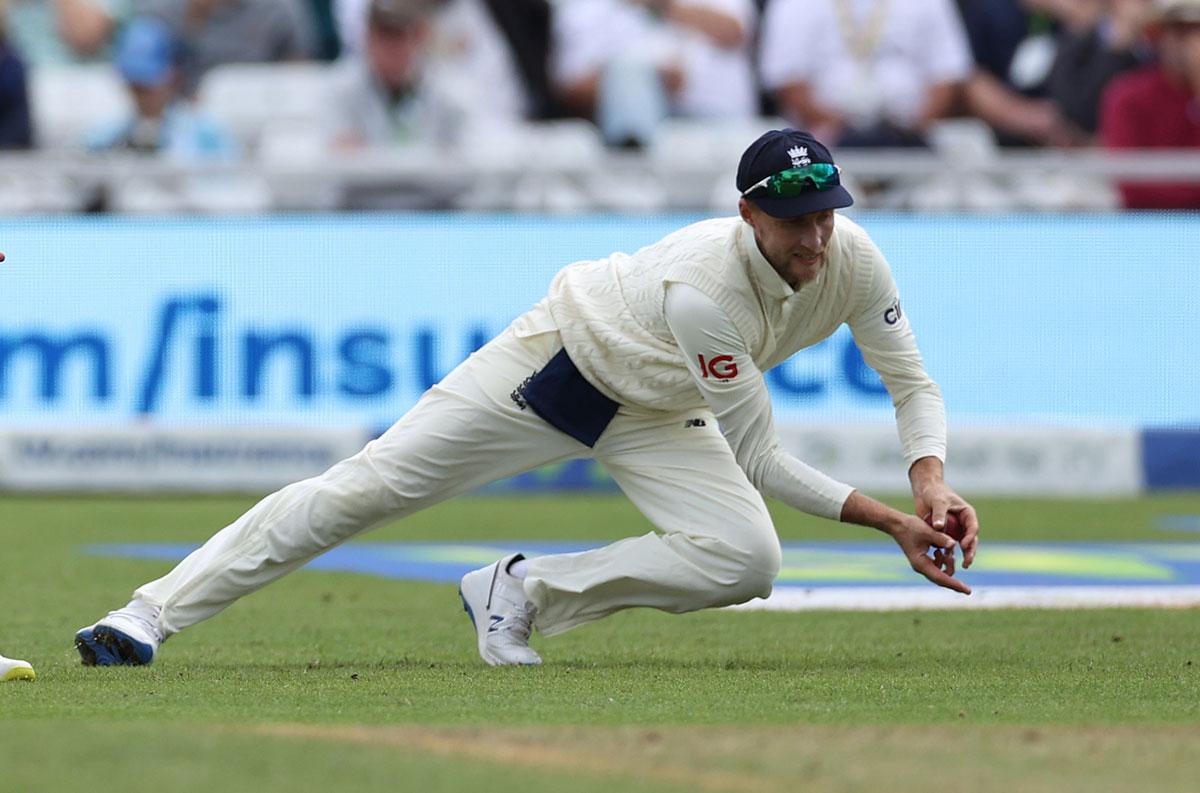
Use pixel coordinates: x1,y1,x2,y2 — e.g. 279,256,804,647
739,221,794,300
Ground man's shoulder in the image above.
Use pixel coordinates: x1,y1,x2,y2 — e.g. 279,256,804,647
673,215,742,239
655,217,753,291
831,213,874,254
1105,65,1170,105
830,214,890,286
653,216,742,256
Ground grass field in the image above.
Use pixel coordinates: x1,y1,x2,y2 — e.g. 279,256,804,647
3,492,1200,792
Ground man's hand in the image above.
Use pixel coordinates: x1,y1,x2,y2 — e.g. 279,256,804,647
909,457,980,569
890,513,970,595
840,490,971,595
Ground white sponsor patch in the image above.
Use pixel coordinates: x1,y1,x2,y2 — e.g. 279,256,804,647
731,586,1200,611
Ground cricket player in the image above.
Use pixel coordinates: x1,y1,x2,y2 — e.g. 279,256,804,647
75,129,980,668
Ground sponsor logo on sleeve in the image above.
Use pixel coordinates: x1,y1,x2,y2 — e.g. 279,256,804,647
698,354,738,380
883,299,903,326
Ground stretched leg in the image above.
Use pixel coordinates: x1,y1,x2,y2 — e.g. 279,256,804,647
138,386,582,637
524,408,782,636
78,318,583,664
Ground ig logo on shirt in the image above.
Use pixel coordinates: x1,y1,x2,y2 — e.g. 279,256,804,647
697,354,738,380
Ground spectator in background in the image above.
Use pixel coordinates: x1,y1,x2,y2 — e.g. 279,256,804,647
140,0,315,94
1,3,34,148
334,0,558,120
759,0,971,148
327,0,456,147
87,16,236,159
1101,0,1200,208
959,0,1059,144
962,0,1151,146
1044,0,1154,138
4,0,125,65
431,0,558,121
328,0,478,209
552,0,758,146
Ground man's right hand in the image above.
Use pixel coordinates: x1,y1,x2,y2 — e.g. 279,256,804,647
888,513,971,595
840,490,971,595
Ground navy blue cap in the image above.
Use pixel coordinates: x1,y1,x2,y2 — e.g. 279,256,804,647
736,129,854,218
115,17,178,87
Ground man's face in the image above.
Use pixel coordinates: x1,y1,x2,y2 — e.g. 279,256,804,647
738,198,836,288
1173,23,1200,89
129,75,176,119
366,21,430,91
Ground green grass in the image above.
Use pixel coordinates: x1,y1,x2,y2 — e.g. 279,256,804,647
3,492,1200,792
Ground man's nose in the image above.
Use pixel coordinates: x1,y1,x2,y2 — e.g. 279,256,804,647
797,222,825,252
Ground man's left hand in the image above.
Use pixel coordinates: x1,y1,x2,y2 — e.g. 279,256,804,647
909,457,980,569
913,481,979,569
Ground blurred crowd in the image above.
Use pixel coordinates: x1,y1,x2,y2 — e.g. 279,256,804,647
1,0,1199,209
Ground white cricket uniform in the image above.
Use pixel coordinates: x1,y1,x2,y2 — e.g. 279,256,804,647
136,215,945,638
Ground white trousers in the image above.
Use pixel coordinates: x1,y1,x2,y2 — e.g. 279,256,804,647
136,305,782,638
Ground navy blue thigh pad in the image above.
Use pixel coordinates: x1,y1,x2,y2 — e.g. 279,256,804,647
519,348,619,448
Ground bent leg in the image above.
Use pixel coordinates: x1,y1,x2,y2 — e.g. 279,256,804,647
136,326,582,636
524,410,781,636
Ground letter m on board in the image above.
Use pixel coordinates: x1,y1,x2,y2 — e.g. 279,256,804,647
0,333,111,400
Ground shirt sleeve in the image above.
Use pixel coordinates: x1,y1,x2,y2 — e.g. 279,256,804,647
664,282,855,521
847,237,947,466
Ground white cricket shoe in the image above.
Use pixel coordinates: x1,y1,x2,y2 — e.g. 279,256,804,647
0,654,35,682
459,553,542,666
74,600,164,666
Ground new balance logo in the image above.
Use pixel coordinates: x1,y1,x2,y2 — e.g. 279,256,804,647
487,614,504,633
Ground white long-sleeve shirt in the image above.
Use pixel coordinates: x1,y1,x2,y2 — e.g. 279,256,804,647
545,215,946,519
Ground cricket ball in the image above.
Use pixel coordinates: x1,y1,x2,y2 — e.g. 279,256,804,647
924,512,965,542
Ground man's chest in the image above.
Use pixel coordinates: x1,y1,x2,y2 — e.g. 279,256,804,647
754,290,851,372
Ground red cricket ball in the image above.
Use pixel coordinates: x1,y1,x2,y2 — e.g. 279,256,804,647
924,512,965,542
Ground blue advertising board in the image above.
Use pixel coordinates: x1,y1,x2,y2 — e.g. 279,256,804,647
2,213,1198,429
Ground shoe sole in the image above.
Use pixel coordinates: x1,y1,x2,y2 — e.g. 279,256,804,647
75,625,155,667
1,664,35,682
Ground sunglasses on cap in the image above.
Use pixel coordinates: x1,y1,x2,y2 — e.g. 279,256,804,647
741,163,842,198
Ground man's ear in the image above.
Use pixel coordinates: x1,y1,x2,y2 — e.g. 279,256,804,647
737,197,755,225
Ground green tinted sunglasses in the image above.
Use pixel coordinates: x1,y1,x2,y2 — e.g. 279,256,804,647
741,163,842,198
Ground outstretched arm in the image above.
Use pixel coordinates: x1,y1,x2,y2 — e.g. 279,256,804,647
847,234,980,569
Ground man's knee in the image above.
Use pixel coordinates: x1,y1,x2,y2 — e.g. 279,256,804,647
732,532,782,601
665,521,781,604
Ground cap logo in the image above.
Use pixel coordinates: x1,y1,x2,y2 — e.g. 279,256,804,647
788,146,810,167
